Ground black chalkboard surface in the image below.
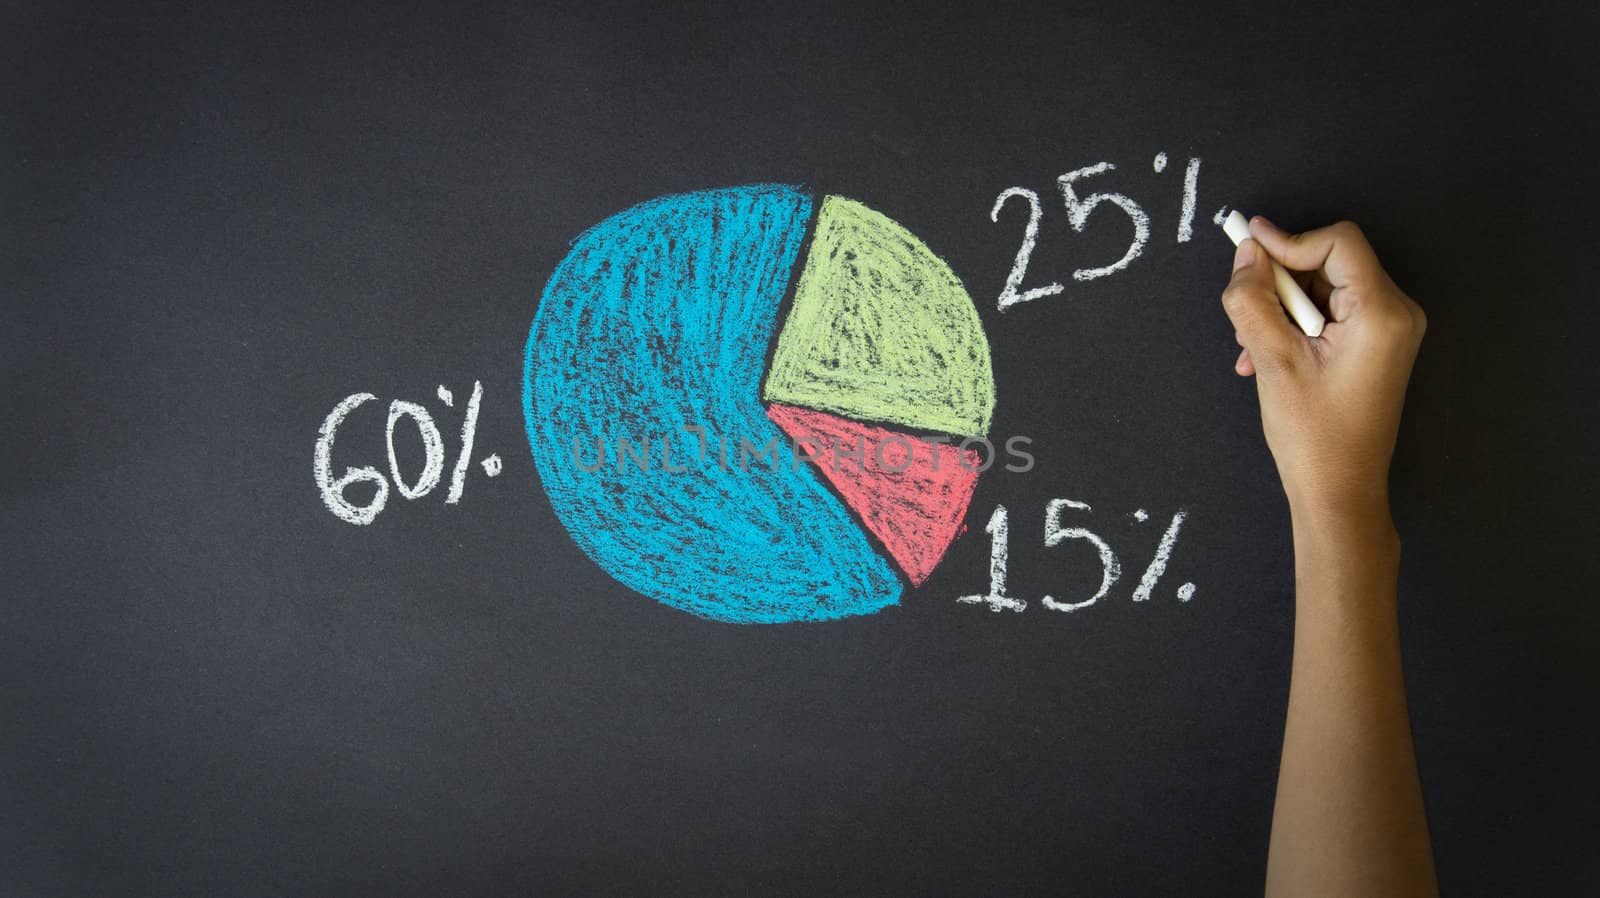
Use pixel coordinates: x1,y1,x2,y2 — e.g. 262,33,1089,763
5,2,1595,895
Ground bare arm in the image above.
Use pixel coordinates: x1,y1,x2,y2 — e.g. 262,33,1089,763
1221,218,1437,897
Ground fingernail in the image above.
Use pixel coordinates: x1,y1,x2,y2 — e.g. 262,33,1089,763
1232,240,1257,271
1250,215,1282,236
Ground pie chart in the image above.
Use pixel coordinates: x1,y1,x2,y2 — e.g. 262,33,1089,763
524,185,994,623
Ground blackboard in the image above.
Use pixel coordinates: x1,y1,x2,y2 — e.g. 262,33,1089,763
5,2,1595,895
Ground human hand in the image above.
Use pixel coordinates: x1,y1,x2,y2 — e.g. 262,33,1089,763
1221,218,1426,522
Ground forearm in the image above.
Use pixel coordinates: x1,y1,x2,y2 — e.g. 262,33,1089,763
1265,506,1437,897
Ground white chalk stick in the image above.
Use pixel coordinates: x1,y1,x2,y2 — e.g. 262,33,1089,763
1221,210,1325,337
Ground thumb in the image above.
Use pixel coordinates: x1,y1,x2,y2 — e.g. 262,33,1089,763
1221,240,1302,374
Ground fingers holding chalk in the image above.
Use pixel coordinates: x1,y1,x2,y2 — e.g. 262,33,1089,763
1221,210,1326,337
1222,237,1302,374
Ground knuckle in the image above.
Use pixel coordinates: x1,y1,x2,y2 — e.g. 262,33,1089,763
1333,220,1367,244
1374,303,1411,332
1373,301,1428,345
1220,284,1250,318
1221,281,1266,319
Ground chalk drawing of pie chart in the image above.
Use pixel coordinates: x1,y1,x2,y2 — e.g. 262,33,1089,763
524,185,995,623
